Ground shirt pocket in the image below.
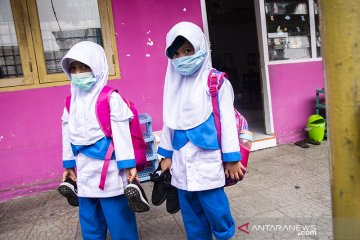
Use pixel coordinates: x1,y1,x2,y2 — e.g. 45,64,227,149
198,148,221,161
195,148,223,182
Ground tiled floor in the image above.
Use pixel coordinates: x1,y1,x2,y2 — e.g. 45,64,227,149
0,142,333,240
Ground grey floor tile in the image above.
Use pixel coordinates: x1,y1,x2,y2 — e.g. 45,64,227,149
137,214,186,240
0,143,333,240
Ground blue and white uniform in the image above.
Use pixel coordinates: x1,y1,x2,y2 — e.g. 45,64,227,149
61,41,138,240
158,22,240,240
61,92,135,198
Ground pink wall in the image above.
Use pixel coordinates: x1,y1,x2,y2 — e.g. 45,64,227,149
269,61,324,144
0,0,202,201
109,0,203,131
0,87,68,201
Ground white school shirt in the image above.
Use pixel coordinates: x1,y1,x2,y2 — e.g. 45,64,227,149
62,92,134,197
159,80,240,191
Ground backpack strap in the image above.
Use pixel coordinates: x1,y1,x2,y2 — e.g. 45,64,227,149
65,96,71,112
207,69,228,148
64,86,119,190
99,141,114,190
65,86,117,137
208,69,227,96
96,86,118,138
96,86,118,190
97,87,147,188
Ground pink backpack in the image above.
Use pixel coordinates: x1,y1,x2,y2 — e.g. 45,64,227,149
208,69,252,186
65,86,147,190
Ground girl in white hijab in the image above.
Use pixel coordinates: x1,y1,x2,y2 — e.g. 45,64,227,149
60,41,140,239
157,22,245,239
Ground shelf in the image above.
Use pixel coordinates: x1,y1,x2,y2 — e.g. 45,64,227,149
137,112,158,182
268,32,288,38
315,89,326,111
315,88,327,139
287,46,310,49
266,13,308,16
143,132,155,143
138,113,152,124
138,164,157,182
269,46,310,50
271,46,285,50
265,1,308,16
316,88,325,94
265,0,316,62
316,103,326,109
146,150,157,161
266,14,308,23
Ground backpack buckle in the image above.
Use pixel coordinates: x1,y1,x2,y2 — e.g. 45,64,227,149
209,75,218,85
209,85,218,96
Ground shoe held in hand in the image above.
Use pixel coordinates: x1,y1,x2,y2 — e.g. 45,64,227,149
124,179,150,213
150,165,172,206
58,177,79,207
166,186,180,214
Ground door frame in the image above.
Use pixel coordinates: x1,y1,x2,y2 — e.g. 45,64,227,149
254,0,275,134
200,0,275,134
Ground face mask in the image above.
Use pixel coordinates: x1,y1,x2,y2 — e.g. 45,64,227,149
171,50,207,76
70,72,96,91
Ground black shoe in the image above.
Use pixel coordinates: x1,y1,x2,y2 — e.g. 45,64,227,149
58,178,78,207
124,179,150,213
150,165,172,206
166,186,180,214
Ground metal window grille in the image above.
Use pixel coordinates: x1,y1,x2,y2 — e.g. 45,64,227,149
0,45,23,79
46,28,103,74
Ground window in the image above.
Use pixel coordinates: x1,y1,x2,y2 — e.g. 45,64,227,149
0,0,119,90
264,0,321,61
313,0,321,57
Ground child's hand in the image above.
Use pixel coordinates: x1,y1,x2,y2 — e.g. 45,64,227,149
126,167,138,182
160,158,172,172
62,168,76,182
225,161,246,181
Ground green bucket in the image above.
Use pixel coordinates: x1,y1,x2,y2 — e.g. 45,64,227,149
307,114,326,142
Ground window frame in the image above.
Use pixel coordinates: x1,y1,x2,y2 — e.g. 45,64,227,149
0,0,119,91
262,0,322,63
0,0,38,88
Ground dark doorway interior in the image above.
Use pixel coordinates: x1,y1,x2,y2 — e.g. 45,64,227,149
206,0,266,137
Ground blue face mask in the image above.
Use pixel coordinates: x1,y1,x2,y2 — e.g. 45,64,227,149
171,50,207,76
70,72,96,91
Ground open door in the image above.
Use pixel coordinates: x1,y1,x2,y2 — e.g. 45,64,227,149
203,0,276,149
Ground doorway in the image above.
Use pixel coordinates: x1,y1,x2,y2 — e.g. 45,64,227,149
205,0,271,142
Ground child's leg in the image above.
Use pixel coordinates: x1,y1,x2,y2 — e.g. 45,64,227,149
197,188,235,240
100,195,138,240
178,189,212,240
78,197,108,239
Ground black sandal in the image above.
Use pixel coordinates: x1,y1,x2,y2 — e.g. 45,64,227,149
306,138,321,145
295,140,310,148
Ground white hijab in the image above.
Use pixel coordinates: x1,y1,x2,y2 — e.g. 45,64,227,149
61,41,109,145
163,22,212,130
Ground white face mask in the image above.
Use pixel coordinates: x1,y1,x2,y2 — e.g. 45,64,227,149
171,50,207,76
70,72,96,91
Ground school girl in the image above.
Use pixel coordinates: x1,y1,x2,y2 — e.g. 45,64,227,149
157,22,245,240
60,41,139,240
